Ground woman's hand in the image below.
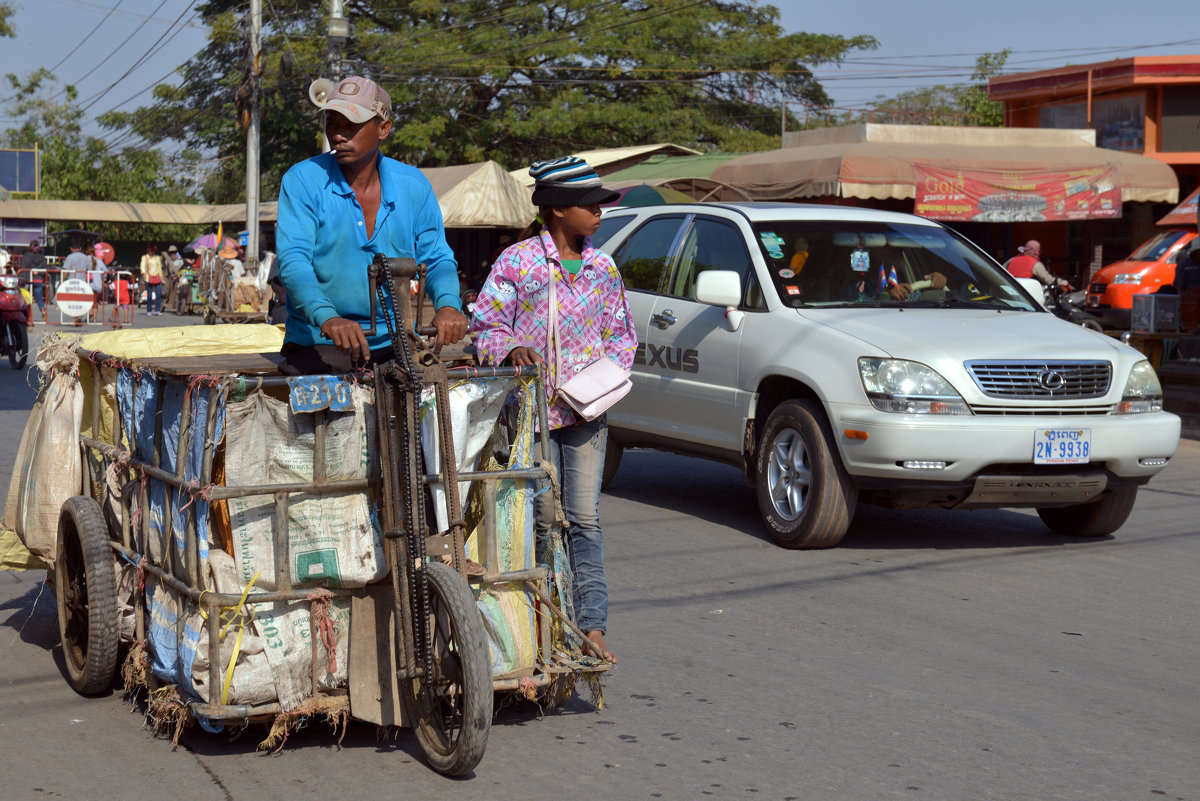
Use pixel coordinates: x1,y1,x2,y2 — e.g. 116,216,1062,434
506,346,544,367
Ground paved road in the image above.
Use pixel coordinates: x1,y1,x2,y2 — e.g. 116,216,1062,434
2,314,1198,800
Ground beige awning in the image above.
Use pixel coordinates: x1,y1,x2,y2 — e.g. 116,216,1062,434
0,198,212,224
5,161,534,229
712,124,1179,205
422,161,535,228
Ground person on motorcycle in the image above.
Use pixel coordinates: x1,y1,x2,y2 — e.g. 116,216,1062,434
1004,240,1068,287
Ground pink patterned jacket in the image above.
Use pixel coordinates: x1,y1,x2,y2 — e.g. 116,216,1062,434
469,231,637,429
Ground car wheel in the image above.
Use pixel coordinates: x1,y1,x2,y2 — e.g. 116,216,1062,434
755,399,857,549
1036,485,1137,537
601,437,622,490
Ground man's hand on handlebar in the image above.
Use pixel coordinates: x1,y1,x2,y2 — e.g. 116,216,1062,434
431,306,468,351
320,316,371,361
505,346,544,367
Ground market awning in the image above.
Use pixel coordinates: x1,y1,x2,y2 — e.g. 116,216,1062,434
421,161,534,228
711,124,1179,213
1158,186,1199,227
0,198,212,224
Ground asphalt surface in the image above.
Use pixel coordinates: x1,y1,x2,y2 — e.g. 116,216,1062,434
1,310,1198,800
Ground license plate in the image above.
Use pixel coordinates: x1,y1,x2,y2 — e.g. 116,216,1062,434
1034,428,1091,465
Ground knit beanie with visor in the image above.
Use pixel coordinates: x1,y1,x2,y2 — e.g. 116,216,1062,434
529,156,620,207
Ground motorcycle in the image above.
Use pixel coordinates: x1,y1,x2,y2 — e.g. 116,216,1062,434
0,273,33,368
1045,281,1104,332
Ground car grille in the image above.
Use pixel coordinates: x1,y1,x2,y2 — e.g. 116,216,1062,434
970,404,1114,416
964,360,1112,400
1088,282,1106,294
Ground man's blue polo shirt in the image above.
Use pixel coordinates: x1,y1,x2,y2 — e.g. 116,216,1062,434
277,151,461,349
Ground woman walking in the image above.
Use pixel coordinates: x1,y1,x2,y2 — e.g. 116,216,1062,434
469,157,636,663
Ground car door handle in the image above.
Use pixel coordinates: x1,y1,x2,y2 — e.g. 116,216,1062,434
651,309,676,329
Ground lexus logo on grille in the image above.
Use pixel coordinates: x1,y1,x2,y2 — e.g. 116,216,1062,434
1037,370,1065,391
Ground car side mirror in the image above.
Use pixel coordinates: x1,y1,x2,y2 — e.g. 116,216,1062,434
696,270,744,332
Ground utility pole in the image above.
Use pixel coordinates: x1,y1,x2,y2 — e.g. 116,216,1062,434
245,0,262,273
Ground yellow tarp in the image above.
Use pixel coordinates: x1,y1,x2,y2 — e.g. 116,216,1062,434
78,323,285,359
1,528,44,571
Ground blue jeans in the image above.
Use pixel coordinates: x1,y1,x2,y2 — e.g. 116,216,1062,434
146,283,162,313
32,283,44,312
535,417,609,634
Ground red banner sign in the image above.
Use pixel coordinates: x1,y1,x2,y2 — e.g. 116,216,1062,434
913,164,1122,223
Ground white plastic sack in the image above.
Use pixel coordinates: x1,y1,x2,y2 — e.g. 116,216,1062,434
7,373,84,561
225,387,384,590
419,377,517,534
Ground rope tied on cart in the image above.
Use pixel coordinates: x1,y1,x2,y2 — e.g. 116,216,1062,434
307,588,339,675
199,569,264,705
177,478,217,511
185,373,222,398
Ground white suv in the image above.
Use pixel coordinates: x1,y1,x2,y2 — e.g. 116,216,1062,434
594,203,1180,548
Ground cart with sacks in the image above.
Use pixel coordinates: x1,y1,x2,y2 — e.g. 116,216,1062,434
4,257,609,776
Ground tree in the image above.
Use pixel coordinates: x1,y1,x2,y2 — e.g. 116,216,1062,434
103,0,876,203
0,2,15,38
863,50,1009,127
2,69,200,240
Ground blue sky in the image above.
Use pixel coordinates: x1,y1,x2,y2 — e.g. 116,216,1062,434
3,0,1199,147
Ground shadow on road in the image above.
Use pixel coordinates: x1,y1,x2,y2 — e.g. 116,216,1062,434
604,447,1111,551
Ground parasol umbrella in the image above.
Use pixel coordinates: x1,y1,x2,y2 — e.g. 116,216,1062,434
186,233,239,253
93,241,115,265
602,183,695,208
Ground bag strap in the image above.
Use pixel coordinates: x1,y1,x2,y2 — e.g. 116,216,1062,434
546,245,560,391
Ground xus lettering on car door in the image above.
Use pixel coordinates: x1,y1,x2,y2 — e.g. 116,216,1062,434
635,343,699,373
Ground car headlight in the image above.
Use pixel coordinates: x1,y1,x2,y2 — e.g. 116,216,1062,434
1111,272,1147,284
1114,359,1163,414
858,358,971,414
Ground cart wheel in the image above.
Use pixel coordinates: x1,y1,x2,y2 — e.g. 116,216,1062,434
409,561,492,776
6,319,28,369
55,496,119,695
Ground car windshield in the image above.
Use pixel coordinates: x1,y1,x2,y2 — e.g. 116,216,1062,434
750,220,1040,311
1127,230,1190,261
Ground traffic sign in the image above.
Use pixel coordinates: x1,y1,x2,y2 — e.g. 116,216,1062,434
55,278,95,318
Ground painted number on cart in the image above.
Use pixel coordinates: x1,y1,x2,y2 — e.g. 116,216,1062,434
1034,428,1091,465
288,376,354,413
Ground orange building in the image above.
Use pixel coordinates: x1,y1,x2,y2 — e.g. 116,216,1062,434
990,56,1200,273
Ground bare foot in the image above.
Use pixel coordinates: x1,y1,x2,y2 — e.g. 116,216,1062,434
585,630,618,664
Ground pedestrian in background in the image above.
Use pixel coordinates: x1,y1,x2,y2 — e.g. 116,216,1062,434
19,240,47,317
140,243,165,316
163,244,184,309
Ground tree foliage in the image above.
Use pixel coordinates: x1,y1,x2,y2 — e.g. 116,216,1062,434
103,0,876,203
862,50,1009,126
2,69,199,240
0,2,15,38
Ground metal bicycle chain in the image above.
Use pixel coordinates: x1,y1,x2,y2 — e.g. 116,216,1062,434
376,257,434,684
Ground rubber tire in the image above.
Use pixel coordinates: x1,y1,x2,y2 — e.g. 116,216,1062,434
755,399,857,549
410,561,492,776
55,496,119,695
601,436,623,490
1036,485,1138,538
7,319,28,369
